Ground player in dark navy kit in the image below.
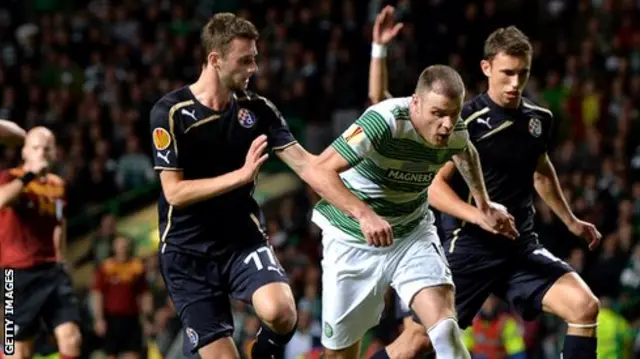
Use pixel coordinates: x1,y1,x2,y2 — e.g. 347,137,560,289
366,8,601,359
151,13,317,359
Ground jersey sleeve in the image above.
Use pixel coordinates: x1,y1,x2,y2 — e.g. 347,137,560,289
259,97,297,151
331,109,385,166
150,101,182,170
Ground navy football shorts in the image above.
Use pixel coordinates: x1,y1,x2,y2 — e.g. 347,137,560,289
396,233,572,329
159,242,288,355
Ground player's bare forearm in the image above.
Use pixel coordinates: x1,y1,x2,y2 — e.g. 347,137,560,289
303,148,373,220
368,57,392,104
0,179,25,208
534,153,577,226
0,120,26,146
428,161,480,224
452,143,490,210
275,143,316,176
159,170,250,208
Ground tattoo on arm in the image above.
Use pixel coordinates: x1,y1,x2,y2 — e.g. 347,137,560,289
452,143,488,198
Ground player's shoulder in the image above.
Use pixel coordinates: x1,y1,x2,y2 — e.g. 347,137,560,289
369,97,410,116
234,90,270,108
234,89,261,103
447,123,469,150
234,90,283,118
461,94,491,123
361,97,410,128
521,97,554,120
150,87,195,118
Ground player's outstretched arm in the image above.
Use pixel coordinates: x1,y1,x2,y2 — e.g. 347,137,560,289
429,143,518,239
368,6,402,104
0,119,26,147
451,141,492,210
303,146,394,247
534,153,601,249
159,135,268,208
275,142,316,176
428,161,481,224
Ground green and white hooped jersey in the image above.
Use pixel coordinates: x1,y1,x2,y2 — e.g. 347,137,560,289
312,97,469,244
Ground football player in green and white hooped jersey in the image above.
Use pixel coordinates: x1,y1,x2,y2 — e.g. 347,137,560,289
303,64,518,359
313,96,469,245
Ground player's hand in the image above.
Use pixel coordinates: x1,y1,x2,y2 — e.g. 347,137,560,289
476,202,519,240
24,157,49,176
240,135,269,183
373,6,404,45
94,318,107,337
359,210,394,247
568,219,602,250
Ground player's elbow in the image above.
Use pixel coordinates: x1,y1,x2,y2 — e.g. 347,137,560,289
161,182,189,208
164,191,188,208
533,172,552,193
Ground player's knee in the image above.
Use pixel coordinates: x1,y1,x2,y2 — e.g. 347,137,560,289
54,323,82,352
259,299,297,333
566,292,600,323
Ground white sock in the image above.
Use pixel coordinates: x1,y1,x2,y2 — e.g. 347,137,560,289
427,317,471,359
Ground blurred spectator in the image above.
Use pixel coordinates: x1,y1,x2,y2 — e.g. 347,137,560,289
284,305,320,359
462,295,527,359
115,136,155,191
75,213,117,267
91,235,153,359
596,297,635,359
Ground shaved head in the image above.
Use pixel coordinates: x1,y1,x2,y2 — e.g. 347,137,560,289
22,126,56,167
25,126,55,144
415,65,465,99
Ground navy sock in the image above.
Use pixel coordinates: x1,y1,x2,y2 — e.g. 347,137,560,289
371,348,390,359
251,324,296,359
562,335,596,359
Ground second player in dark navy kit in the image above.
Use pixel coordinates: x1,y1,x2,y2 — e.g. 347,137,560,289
438,92,574,328
366,18,602,359
440,92,555,252
151,87,296,256
151,86,296,355
151,13,319,359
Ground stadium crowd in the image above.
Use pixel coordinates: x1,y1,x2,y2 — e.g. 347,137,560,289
0,0,639,358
